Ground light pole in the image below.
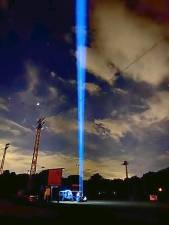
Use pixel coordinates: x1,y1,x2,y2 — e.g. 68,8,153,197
122,160,129,179
0,143,10,175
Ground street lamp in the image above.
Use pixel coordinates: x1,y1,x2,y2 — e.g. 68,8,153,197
122,160,129,179
158,187,163,192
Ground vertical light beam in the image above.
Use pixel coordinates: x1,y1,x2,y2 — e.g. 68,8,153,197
76,0,87,195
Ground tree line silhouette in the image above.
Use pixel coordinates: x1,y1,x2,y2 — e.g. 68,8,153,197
0,167,169,201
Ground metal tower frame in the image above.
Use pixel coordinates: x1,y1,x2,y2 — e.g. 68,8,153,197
0,143,10,175
30,118,45,175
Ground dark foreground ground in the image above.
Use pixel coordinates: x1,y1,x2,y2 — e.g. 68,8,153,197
0,199,169,225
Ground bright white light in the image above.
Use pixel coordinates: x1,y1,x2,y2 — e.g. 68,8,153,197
158,187,163,192
36,102,40,106
83,196,87,201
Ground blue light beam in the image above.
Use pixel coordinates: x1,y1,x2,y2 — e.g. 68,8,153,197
76,0,87,195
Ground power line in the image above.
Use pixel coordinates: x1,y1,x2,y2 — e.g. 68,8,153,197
122,37,165,73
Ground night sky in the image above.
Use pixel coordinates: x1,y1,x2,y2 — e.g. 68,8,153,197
0,0,169,179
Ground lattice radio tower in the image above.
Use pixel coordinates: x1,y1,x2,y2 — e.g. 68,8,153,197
30,118,45,175
0,143,10,175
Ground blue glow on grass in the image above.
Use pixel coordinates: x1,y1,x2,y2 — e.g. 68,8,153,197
76,0,87,195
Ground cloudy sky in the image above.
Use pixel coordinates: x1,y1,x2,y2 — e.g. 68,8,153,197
0,0,169,179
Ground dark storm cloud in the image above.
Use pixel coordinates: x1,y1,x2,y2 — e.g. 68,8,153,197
86,76,154,120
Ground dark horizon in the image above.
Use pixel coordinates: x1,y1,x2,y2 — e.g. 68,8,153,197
0,0,169,179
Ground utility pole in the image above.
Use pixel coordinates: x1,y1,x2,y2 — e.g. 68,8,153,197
30,118,45,176
0,143,10,175
122,161,129,179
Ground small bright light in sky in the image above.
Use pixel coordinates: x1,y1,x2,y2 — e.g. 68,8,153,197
51,71,56,78
36,102,40,106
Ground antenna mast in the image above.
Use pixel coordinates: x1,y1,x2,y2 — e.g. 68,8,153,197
30,118,45,175
0,143,10,175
